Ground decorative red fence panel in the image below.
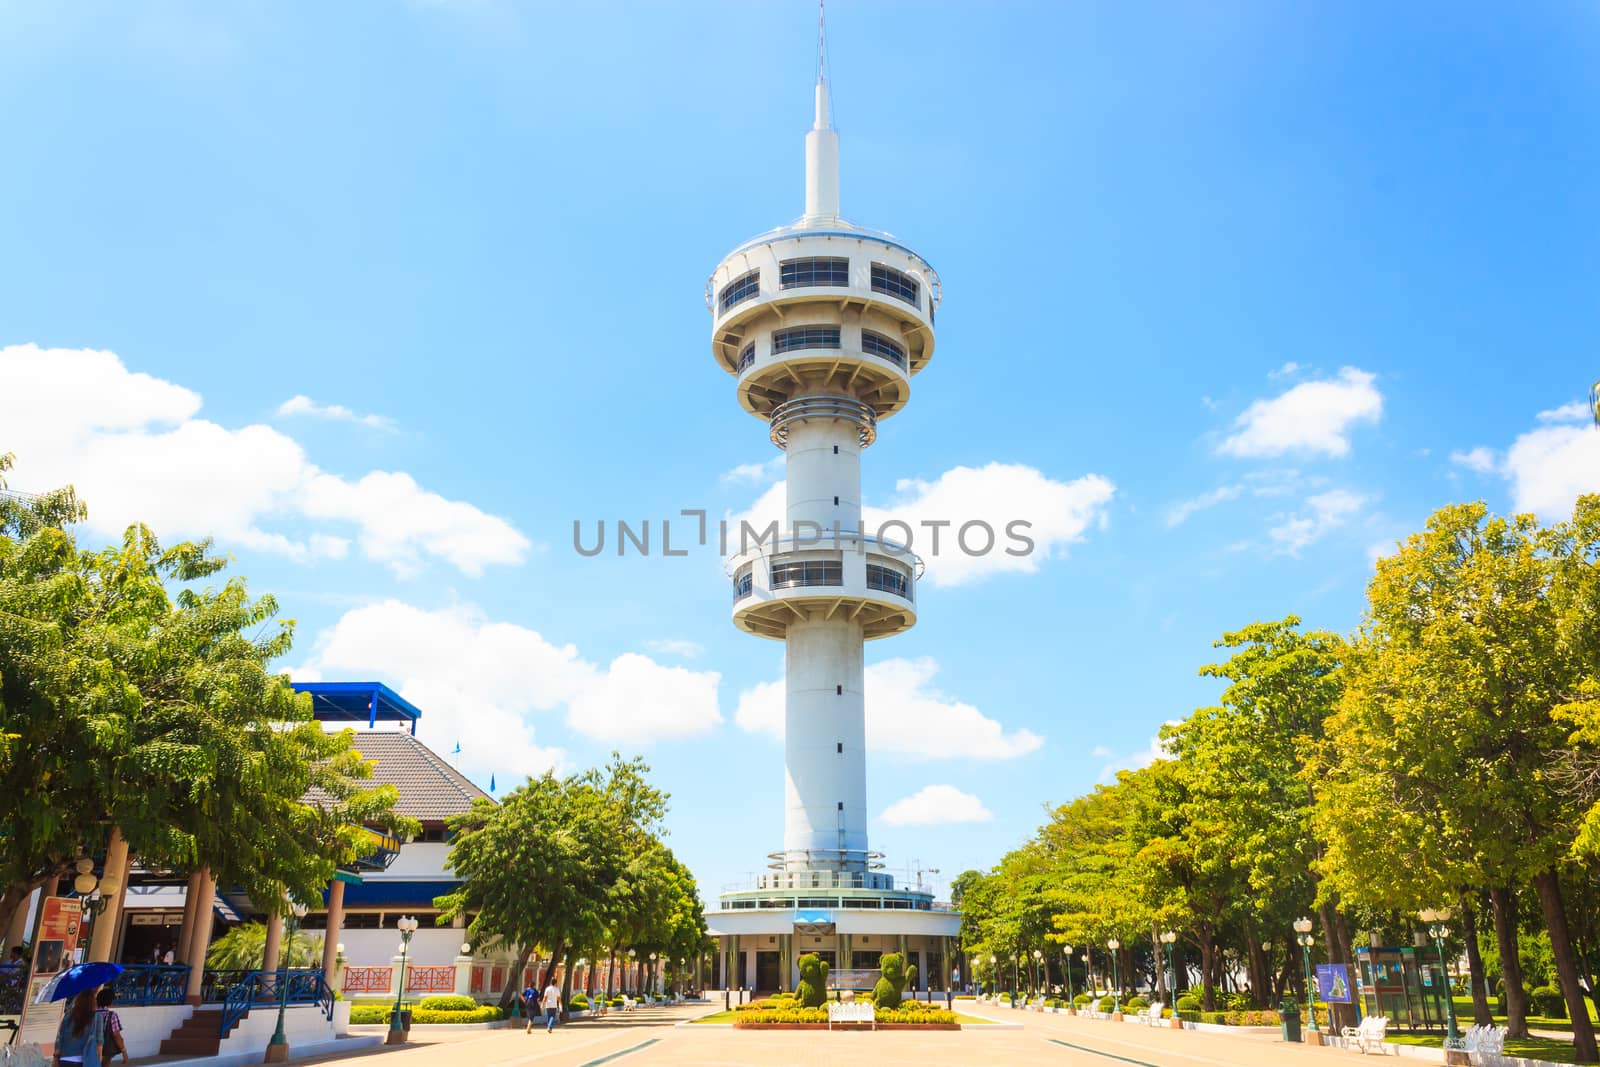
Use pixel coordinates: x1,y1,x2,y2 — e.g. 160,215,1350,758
406,966,456,995
471,966,485,994
342,967,393,995
490,966,504,993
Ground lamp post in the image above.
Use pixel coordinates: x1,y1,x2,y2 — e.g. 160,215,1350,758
1420,908,1460,1044
1107,939,1121,1016
1032,948,1043,998
628,947,636,995
1160,931,1177,1003
387,915,419,1045
1294,917,1317,1034
265,901,308,1062
1063,946,1075,1010
650,951,658,997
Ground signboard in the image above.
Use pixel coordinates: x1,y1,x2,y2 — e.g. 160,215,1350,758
18,897,84,1050
1317,963,1352,1004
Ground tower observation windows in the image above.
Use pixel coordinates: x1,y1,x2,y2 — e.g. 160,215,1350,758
733,563,753,601
720,269,760,313
737,342,755,373
860,331,906,367
866,563,911,599
772,326,842,354
870,263,920,307
769,559,843,590
780,257,849,289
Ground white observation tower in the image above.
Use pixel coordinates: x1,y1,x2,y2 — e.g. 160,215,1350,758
704,8,958,996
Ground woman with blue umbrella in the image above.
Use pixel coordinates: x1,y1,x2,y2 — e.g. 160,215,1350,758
35,962,120,1067
51,989,99,1067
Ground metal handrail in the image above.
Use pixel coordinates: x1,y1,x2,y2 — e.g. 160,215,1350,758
218,969,330,1036
113,965,190,1006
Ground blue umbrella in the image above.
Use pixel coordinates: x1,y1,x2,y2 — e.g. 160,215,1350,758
33,962,123,1004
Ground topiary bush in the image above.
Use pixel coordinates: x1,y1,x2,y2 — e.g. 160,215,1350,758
1125,996,1149,1011
873,952,909,1009
1531,986,1567,1019
413,1006,503,1024
1098,995,1117,1013
418,995,476,1012
567,993,590,1012
1073,993,1092,1008
1175,994,1202,1013
796,953,829,1008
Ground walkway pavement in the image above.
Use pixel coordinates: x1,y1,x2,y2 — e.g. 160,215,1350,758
268,997,1415,1067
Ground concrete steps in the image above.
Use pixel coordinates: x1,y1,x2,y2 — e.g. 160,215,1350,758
159,1007,245,1057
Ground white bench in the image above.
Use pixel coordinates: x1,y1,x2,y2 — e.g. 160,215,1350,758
1138,1001,1164,1026
1341,1015,1388,1054
1463,1024,1505,1057
827,1002,876,1030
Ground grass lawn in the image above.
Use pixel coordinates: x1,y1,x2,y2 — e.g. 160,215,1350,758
1451,996,1599,1031
1389,1033,1579,1064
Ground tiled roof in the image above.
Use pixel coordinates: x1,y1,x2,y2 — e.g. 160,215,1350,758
321,730,491,822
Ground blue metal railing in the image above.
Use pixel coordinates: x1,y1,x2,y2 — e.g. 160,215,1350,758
219,969,332,1036
113,965,190,1005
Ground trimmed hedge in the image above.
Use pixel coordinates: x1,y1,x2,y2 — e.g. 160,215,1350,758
1097,995,1117,1013
417,995,476,1012
1073,993,1092,1008
1531,986,1567,1019
1125,996,1149,1011
1175,994,1201,1012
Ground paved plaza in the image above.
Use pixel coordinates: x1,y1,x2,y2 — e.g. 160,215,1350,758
270,1000,1415,1067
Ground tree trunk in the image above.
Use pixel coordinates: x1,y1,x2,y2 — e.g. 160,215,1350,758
1199,933,1217,1012
1490,885,1530,1038
497,944,534,1014
1460,890,1494,1026
1318,901,1356,1032
1533,870,1599,1063
1172,941,1188,996
540,940,564,988
559,949,576,1019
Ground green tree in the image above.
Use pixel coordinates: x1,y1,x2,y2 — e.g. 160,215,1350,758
206,922,324,970
1319,500,1600,1058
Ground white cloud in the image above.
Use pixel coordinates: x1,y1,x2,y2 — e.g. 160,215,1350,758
1165,485,1244,528
277,394,395,430
0,344,528,575
1218,367,1382,459
734,656,1042,760
879,784,993,827
1267,489,1366,556
730,462,1116,588
1537,401,1591,424
295,600,724,781
1269,361,1302,379
643,638,704,659
1450,447,1498,474
721,456,784,485
1503,424,1600,518
1095,724,1177,784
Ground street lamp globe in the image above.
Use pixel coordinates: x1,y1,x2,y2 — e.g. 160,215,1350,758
1293,917,1313,935
1106,938,1119,951
1161,931,1177,945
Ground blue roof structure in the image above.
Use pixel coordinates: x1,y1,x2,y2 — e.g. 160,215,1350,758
294,681,421,733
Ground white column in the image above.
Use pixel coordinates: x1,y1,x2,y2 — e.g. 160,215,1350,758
88,828,130,963
452,946,474,997
183,870,216,1005
321,879,346,977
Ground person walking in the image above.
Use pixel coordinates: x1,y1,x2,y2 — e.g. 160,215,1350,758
541,977,561,1033
522,980,539,1033
52,988,100,1067
96,987,127,1064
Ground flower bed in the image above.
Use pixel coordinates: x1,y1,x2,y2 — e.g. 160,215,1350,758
349,1004,506,1025
731,998,959,1029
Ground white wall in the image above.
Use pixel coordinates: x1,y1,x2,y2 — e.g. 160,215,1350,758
339,927,464,969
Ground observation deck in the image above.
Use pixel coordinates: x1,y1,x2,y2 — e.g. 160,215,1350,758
727,533,920,640
707,225,939,424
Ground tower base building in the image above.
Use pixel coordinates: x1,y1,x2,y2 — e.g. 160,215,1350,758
702,22,960,996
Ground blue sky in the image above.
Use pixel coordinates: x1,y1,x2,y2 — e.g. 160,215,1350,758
3,1,1599,901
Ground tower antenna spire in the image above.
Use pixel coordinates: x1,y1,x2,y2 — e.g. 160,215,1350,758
817,0,828,86
805,0,838,216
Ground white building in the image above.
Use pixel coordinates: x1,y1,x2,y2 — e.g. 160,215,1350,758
703,22,960,994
